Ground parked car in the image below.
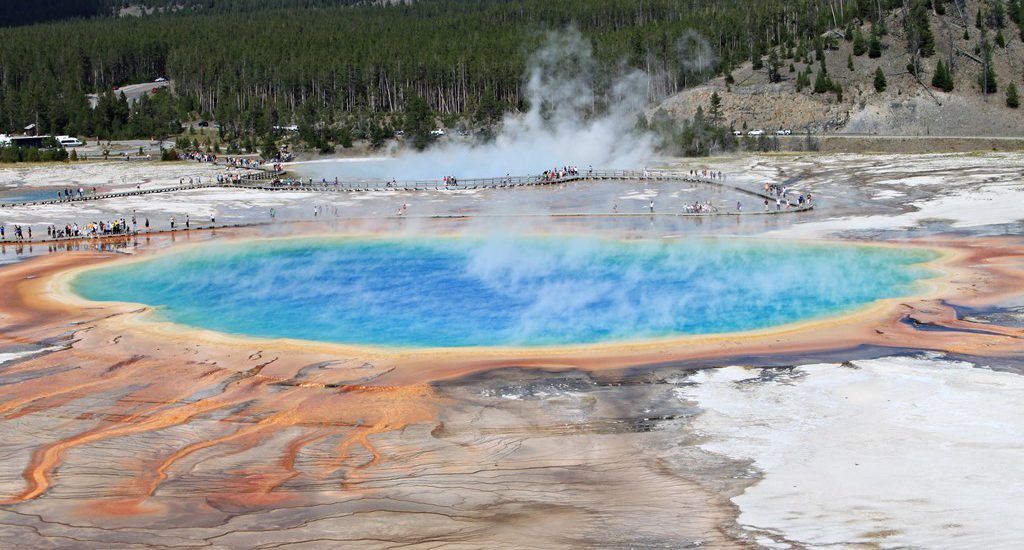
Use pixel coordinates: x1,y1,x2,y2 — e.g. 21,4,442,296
56,135,83,147
732,130,743,136
155,77,168,82
747,129,765,136
776,128,792,135
430,128,446,136
197,120,210,127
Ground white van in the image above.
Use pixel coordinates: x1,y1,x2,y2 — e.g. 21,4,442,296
57,135,84,147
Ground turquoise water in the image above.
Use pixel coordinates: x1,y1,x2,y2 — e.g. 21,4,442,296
73,237,937,348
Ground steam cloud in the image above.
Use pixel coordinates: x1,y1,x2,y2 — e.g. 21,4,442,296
299,28,656,181
676,30,716,75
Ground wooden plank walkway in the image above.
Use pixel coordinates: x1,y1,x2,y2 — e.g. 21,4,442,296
0,168,812,214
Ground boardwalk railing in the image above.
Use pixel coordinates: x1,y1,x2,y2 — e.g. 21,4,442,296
237,169,808,210
0,168,810,212
0,168,277,208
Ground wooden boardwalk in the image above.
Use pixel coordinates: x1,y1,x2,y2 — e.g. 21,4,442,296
1,169,811,214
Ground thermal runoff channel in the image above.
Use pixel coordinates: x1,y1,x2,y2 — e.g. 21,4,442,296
73,237,937,348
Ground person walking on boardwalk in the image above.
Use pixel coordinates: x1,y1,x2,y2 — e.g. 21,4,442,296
649,200,655,213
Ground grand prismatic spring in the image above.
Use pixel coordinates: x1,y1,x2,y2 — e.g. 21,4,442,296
2,18,1024,547
73,237,937,348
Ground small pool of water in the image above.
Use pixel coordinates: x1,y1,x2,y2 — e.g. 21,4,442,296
72,236,938,348
0,187,66,204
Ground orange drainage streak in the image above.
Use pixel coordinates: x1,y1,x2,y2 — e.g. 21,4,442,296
141,409,298,499
265,430,333,493
0,392,250,504
0,358,150,420
332,426,385,485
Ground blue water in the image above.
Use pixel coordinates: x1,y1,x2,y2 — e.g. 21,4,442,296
72,237,937,348
0,187,66,204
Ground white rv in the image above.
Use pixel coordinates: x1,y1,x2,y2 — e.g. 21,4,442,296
57,135,84,147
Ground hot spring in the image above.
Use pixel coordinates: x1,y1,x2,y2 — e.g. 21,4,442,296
72,237,938,348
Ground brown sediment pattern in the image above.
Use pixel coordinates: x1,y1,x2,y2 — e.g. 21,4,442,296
0,234,1021,547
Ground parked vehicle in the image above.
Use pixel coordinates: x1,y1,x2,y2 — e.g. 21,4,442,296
732,130,743,136
56,135,83,147
430,128,446,136
747,129,765,136
155,77,168,82
776,128,792,135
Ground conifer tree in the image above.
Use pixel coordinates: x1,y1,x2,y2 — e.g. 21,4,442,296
909,0,935,57
978,39,998,93
1007,83,1020,108
709,91,723,127
931,59,954,92
814,68,832,93
874,67,887,92
869,23,883,58
853,26,867,56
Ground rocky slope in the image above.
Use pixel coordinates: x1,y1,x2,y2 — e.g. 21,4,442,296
657,0,1024,136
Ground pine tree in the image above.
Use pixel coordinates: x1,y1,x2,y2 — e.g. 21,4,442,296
795,69,809,92
909,0,935,57
995,28,1006,47
767,49,781,83
931,60,954,92
853,27,867,56
978,40,998,93
1007,83,1020,108
814,69,832,93
847,53,854,71
709,91,723,127
874,67,887,92
991,1,1007,28
403,93,434,151
869,24,883,58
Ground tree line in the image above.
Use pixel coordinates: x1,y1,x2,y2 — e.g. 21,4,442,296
0,1,913,139
6,0,1018,148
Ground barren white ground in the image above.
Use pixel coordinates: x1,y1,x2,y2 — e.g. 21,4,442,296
680,356,1024,549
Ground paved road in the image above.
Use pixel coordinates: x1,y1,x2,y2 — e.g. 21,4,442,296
87,81,171,108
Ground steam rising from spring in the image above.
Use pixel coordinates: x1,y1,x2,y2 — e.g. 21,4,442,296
299,28,655,181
